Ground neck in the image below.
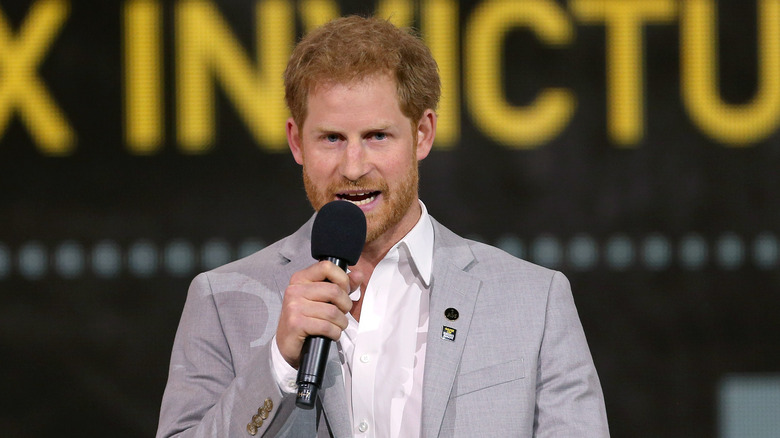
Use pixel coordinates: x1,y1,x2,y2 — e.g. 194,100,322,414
349,199,423,316
361,199,422,266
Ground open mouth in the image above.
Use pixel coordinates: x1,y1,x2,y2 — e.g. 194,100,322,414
337,191,380,206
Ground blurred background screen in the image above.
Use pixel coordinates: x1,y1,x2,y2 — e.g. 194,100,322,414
1,0,779,436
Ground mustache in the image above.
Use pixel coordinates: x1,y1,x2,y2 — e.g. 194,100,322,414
327,177,388,193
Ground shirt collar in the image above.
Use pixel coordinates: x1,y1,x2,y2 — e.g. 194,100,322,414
394,200,434,287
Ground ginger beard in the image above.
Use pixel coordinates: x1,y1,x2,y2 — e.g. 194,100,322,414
302,155,419,244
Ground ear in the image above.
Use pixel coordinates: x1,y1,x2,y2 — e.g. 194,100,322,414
415,109,436,161
287,117,304,165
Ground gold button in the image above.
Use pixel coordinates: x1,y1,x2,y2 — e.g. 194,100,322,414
259,409,269,420
264,398,273,411
247,423,257,436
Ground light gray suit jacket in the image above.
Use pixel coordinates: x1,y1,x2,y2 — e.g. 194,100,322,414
157,216,609,437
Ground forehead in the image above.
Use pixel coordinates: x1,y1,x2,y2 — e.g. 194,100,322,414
310,73,397,102
304,75,407,127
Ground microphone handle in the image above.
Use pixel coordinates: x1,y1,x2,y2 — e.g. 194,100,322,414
295,256,348,409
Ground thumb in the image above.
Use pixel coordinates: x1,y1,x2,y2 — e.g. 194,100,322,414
347,270,365,296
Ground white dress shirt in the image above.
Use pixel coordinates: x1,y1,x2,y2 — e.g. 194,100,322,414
272,201,434,438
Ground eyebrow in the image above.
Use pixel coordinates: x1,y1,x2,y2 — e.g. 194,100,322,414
367,123,392,132
311,123,394,134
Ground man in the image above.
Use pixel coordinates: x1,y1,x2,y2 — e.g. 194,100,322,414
157,15,609,438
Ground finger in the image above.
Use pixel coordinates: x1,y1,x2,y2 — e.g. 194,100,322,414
290,260,350,291
347,270,364,296
301,301,350,333
282,301,348,341
317,260,351,291
285,281,350,312
276,317,343,368
289,261,352,311
282,283,350,329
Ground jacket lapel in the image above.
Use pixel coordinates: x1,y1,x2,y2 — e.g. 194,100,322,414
421,221,482,438
317,347,351,437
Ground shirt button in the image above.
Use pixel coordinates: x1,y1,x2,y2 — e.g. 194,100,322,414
360,354,370,363
358,420,369,433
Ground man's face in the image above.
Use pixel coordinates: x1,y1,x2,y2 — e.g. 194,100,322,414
287,74,435,245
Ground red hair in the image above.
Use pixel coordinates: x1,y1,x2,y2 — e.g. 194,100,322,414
284,15,441,128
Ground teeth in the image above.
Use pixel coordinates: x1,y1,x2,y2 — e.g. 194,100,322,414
350,195,375,206
339,192,376,206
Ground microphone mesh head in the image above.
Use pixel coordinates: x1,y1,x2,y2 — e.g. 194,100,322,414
311,201,366,266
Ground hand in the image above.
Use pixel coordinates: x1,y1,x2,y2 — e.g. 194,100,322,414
275,260,363,368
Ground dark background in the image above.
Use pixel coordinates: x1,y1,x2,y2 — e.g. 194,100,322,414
1,0,779,436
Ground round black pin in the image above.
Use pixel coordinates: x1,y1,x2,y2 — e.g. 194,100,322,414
445,308,459,321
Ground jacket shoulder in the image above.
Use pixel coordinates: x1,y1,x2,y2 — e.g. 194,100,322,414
432,218,558,284
205,217,314,280
209,238,288,276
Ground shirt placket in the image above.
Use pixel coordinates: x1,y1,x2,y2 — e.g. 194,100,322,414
351,251,397,437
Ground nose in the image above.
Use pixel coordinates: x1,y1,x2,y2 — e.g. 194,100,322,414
339,138,369,181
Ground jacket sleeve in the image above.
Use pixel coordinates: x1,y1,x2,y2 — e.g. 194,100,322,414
155,272,305,437
533,271,610,437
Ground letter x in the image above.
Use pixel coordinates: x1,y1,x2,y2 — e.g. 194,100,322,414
0,0,73,154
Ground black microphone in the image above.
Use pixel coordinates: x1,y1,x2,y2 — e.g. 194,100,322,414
296,200,366,409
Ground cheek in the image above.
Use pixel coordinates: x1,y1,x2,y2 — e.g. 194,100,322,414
385,153,417,178
302,153,334,178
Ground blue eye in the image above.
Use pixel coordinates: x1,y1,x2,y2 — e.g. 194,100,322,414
373,132,387,140
325,134,340,143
